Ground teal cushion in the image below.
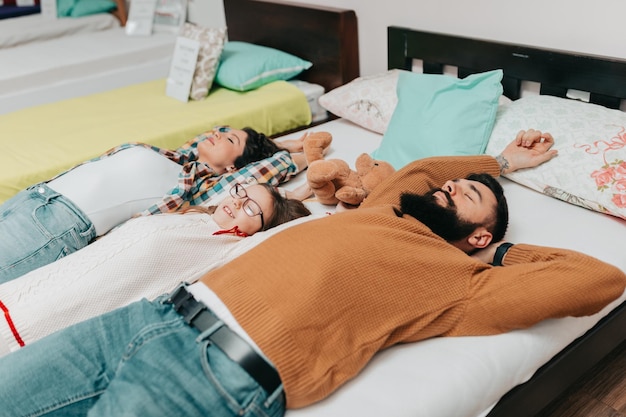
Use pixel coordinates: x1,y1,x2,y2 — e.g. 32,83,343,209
372,69,503,170
215,41,312,92
57,0,116,17
71,0,116,17
56,0,75,16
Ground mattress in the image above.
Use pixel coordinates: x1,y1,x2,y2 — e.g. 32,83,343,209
0,29,327,118
275,117,626,417
288,80,327,123
0,79,312,203
0,12,119,49
0,27,176,114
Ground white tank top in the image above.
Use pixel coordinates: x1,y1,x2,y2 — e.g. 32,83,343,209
48,147,182,236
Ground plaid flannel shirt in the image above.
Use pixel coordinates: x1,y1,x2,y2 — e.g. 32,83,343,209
49,131,298,216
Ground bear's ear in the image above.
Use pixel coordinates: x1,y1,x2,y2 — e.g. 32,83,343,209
303,132,333,165
360,158,396,193
355,153,374,174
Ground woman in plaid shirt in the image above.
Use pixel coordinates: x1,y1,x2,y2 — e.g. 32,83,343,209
0,126,314,284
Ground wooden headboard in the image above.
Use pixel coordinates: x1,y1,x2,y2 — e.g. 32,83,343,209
388,26,626,109
111,0,127,26
224,0,360,93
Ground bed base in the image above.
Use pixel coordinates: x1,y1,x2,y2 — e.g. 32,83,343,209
225,0,359,94
386,26,626,416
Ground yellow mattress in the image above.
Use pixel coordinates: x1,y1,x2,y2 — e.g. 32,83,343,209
0,79,311,202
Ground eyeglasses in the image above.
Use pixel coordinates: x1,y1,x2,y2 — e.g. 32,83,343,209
229,183,265,229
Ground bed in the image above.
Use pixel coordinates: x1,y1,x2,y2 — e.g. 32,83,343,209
0,0,358,115
0,0,359,203
0,0,126,23
272,26,626,417
0,0,170,114
0,0,127,50
0,28,177,114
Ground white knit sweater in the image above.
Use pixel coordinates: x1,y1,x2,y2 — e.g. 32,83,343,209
0,213,264,353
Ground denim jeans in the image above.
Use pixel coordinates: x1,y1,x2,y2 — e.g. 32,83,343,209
0,183,95,283
0,294,285,417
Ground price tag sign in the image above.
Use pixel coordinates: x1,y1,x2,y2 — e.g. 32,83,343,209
39,0,57,20
126,0,157,36
166,37,200,102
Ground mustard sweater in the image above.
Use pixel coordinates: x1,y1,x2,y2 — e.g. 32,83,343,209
200,155,626,408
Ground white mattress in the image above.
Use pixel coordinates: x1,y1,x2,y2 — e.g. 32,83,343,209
0,12,119,49
276,118,626,417
0,27,176,114
0,29,325,119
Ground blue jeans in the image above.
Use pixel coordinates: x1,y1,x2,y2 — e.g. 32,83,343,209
0,183,95,283
0,293,285,417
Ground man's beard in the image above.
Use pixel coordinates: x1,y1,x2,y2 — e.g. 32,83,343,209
399,189,479,242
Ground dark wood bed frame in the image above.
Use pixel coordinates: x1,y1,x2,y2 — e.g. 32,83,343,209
387,26,626,417
224,0,360,95
111,0,127,26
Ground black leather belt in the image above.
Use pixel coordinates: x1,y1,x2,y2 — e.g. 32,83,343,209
168,286,282,396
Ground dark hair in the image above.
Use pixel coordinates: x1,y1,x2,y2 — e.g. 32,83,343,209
260,183,311,231
179,183,311,232
233,127,282,169
466,173,508,242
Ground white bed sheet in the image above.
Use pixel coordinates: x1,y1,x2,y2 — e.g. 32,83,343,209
0,13,119,49
0,28,176,114
275,118,626,417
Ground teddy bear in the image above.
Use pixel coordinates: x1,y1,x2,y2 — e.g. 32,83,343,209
303,131,396,207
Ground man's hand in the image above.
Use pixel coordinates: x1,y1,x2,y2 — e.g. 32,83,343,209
496,129,558,175
286,183,313,201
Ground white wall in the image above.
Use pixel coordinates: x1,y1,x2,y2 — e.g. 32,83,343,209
187,0,226,28
287,0,626,76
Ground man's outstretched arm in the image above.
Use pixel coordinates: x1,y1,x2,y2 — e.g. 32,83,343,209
363,129,558,208
461,242,626,335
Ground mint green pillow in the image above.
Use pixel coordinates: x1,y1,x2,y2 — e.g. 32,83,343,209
372,69,503,170
57,0,116,17
215,41,312,92
71,0,116,17
56,0,76,16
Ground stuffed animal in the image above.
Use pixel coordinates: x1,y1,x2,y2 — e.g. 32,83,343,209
304,132,396,206
303,131,333,165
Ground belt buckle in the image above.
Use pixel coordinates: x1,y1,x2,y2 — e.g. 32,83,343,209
168,285,193,310
169,286,210,325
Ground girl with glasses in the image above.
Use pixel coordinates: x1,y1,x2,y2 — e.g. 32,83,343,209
0,126,320,283
0,183,311,356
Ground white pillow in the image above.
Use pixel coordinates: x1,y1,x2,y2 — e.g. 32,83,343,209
486,95,626,219
318,69,403,134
